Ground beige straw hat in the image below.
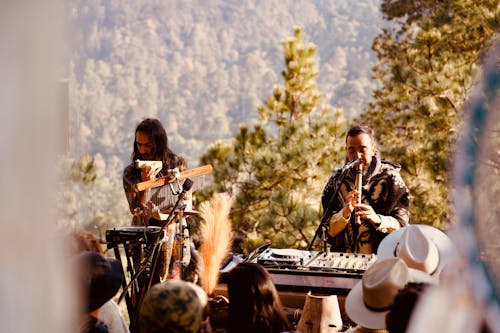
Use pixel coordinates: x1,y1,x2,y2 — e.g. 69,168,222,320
345,257,435,330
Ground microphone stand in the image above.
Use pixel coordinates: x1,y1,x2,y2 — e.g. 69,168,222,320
118,178,194,303
308,167,351,252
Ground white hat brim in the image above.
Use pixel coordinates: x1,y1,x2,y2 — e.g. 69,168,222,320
376,225,458,274
345,267,436,329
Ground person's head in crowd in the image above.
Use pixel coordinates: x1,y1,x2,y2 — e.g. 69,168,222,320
345,258,434,331
72,251,124,333
226,262,291,333
385,282,430,333
72,251,124,315
67,230,130,333
66,228,104,255
138,280,208,333
377,224,457,278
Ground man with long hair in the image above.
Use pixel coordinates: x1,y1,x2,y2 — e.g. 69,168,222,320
123,118,188,225
122,118,190,283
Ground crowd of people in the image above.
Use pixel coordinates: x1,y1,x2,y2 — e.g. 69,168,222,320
68,120,492,333
69,225,463,333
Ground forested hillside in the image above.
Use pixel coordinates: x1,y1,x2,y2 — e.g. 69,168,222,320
69,0,382,166
63,0,384,231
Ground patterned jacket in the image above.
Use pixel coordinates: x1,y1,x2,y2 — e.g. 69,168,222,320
321,154,410,253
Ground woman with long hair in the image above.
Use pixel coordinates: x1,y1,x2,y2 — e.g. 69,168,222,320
226,262,292,333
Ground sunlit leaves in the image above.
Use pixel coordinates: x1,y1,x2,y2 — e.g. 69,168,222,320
363,0,499,228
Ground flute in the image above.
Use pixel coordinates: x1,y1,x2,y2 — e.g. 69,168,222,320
355,163,363,224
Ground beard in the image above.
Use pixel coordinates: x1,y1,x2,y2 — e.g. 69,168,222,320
141,154,154,160
139,151,160,161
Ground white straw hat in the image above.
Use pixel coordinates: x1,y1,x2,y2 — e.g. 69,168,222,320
377,224,457,276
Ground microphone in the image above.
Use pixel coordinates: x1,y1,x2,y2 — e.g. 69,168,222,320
182,178,194,193
341,159,361,172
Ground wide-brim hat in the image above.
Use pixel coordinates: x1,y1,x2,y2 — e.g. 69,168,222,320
345,257,435,330
377,224,457,276
73,251,124,312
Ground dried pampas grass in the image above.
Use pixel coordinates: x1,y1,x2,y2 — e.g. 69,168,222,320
198,192,234,296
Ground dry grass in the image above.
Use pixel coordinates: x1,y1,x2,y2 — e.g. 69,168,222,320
198,192,234,296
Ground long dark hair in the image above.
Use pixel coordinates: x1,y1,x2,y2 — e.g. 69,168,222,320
131,118,187,170
227,262,291,333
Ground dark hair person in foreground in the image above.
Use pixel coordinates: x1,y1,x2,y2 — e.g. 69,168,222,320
226,262,292,333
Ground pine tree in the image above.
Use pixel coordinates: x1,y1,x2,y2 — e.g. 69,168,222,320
199,28,347,251
361,0,499,228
